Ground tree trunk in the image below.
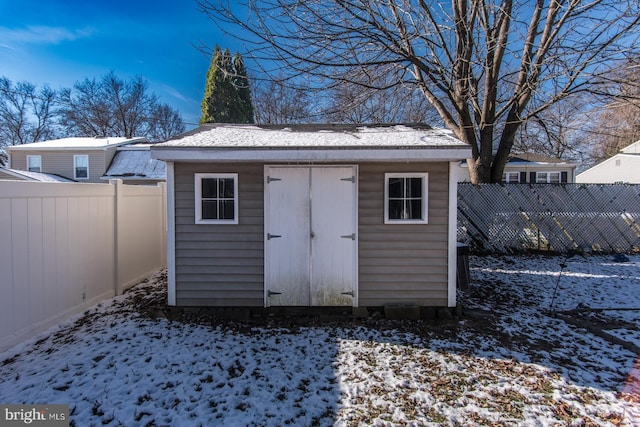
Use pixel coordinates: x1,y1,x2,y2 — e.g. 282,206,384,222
491,117,522,183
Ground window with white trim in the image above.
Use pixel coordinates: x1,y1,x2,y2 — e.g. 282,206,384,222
74,155,89,179
503,172,520,183
26,155,41,172
195,173,238,224
536,171,560,183
384,173,428,224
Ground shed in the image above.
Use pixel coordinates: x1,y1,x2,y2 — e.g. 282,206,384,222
151,124,471,309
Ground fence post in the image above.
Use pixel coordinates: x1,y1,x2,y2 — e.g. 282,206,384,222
110,179,124,296
158,182,167,268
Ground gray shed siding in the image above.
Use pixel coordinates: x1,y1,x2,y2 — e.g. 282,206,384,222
174,163,264,306
358,162,449,306
173,161,451,307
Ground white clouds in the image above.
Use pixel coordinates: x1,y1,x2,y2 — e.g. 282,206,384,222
0,25,93,46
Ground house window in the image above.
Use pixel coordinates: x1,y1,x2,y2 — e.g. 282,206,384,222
503,172,520,183
384,173,428,224
74,155,89,179
536,171,560,183
26,155,41,172
195,173,238,224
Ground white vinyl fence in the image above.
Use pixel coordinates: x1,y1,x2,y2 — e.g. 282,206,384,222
0,179,166,352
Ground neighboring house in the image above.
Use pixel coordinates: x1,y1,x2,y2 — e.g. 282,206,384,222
576,140,640,184
102,145,166,185
0,167,74,182
151,123,471,310
458,153,577,183
6,137,147,183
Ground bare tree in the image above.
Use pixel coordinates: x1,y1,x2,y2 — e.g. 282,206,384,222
199,0,640,183
323,68,439,124
0,77,58,165
587,58,640,163
59,71,185,141
148,104,186,141
251,78,312,124
514,97,589,162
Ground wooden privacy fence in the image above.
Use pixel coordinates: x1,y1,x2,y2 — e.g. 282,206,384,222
457,183,640,254
0,179,166,352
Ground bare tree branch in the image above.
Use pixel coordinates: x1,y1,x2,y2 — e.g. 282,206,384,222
200,0,640,182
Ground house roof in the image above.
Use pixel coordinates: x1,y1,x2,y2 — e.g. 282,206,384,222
7,137,148,151
621,140,640,154
102,147,166,180
0,167,75,182
152,124,472,162
507,153,576,166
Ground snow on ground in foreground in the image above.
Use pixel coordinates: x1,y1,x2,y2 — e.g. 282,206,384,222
0,255,639,426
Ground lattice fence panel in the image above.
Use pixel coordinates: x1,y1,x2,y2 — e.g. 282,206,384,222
457,183,640,253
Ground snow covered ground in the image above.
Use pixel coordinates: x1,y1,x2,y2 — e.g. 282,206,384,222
0,254,638,426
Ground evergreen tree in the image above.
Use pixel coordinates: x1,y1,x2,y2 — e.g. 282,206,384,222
233,54,254,124
200,46,254,124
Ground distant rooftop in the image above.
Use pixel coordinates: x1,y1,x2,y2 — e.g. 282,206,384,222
508,153,576,165
103,147,165,180
0,167,75,182
7,137,148,151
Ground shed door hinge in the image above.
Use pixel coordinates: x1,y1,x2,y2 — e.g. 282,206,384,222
341,233,356,240
268,291,282,297
267,233,282,240
341,176,355,183
267,176,282,183
341,291,354,296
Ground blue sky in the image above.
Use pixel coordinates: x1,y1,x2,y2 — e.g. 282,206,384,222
0,0,240,126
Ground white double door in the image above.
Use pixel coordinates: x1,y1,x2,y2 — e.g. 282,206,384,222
265,166,357,306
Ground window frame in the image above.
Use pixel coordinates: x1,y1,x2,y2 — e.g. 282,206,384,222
73,154,89,180
194,173,239,225
536,171,560,183
26,155,42,173
384,172,428,224
503,171,520,183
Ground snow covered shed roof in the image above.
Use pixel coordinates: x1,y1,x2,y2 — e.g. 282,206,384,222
7,137,148,151
151,124,472,162
102,147,166,181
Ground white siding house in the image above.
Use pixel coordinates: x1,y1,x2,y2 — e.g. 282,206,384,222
577,140,640,183
458,153,577,183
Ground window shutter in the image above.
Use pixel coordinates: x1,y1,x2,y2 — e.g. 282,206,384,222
529,172,536,183
561,172,568,183
520,172,527,183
